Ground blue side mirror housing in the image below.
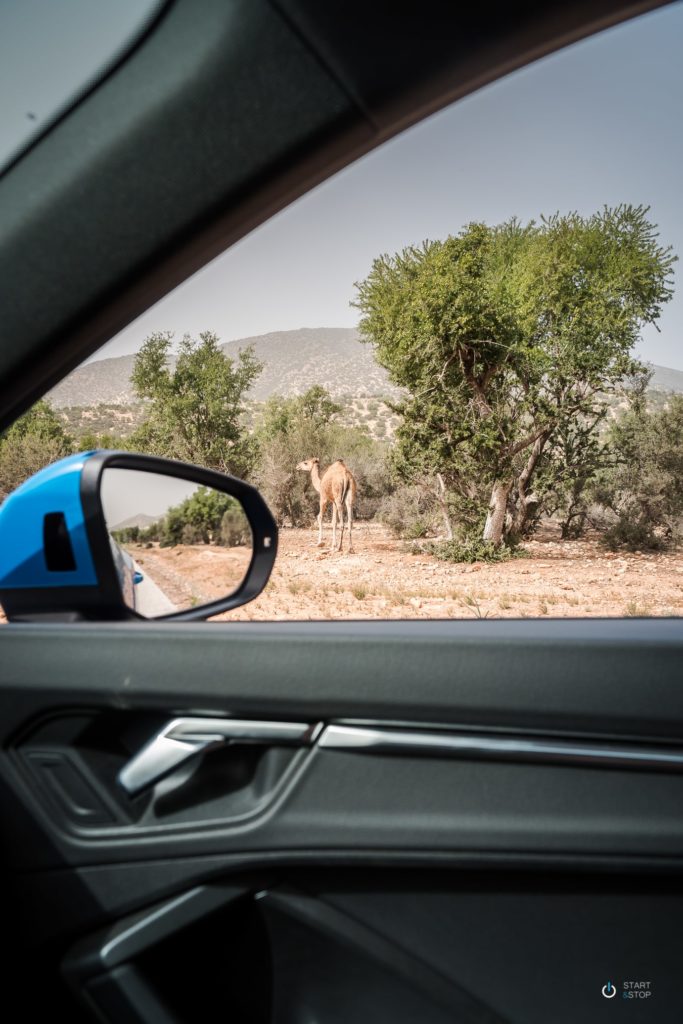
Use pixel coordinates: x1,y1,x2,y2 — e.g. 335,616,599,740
0,452,99,603
0,450,277,622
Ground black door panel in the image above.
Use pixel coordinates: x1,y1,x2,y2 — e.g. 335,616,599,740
7,723,683,867
1,619,682,734
1,618,682,1019
2,620,683,869
54,870,683,1023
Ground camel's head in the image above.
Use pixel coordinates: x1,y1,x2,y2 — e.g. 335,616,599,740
296,458,319,472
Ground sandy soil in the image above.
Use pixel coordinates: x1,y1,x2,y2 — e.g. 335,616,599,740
2,523,681,623
129,543,253,609
131,523,683,621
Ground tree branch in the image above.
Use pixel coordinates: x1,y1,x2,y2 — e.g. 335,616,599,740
505,424,552,458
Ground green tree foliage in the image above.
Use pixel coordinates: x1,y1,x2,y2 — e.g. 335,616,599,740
160,487,248,547
130,331,262,476
591,396,683,550
0,401,73,500
112,487,250,548
355,206,675,549
254,385,391,526
534,411,613,540
79,431,130,452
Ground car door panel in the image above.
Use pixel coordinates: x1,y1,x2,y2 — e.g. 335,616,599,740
10,715,683,863
1,619,682,1020
2,620,683,866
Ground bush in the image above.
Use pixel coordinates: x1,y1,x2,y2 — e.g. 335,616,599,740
376,478,481,541
426,536,517,563
181,523,204,545
111,525,140,544
220,507,251,547
0,400,73,500
377,485,437,539
600,515,668,552
591,397,683,551
159,488,245,547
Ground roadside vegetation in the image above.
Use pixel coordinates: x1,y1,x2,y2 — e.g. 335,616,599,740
111,487,251,550
2,204,682,563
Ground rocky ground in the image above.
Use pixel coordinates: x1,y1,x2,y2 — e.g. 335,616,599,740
2,523,681,623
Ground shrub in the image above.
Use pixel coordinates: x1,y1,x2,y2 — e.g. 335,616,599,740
0,400,73,500
111,525,140,544
591,396,683,551
181,523,204,545
426,536,517,563
377,485,439,539
600,514,668,552
159,488,245,547
220,507,251,547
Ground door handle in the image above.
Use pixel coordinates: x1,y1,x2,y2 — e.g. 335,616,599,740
118,717,321,796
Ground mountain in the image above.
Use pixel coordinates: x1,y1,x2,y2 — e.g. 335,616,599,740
649,363,683,393
223,328,401,401
48,328,401,408
46,327,683,409
49,354,137,408
110,513,160,531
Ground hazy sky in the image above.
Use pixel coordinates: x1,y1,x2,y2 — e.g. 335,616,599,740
4,2,682,371
101,469,199,527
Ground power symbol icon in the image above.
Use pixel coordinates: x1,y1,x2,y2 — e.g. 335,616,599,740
602,982,617,999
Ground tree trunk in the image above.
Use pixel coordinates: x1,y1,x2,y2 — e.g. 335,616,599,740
510,433,548,538
483,479,512,546
435,473,453,541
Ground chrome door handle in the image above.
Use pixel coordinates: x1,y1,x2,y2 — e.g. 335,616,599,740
118,717,321,796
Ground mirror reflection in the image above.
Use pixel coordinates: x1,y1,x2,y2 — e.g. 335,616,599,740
100,469,252,616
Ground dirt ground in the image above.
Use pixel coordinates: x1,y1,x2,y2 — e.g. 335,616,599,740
2,523,682,623
130,542,252,610
130,523,683,621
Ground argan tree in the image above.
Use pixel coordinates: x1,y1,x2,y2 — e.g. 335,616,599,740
130,331,262,477
355,206,675,547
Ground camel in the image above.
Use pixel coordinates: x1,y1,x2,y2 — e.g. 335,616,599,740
296,457,357,553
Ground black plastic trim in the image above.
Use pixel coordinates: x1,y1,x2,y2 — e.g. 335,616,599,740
76,450,278,622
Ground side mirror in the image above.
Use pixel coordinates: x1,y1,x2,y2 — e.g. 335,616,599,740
0,451,277,622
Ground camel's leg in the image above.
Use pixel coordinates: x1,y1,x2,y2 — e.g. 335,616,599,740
336,500,345,552
316,500,325,546
346,494,354,552
330,502,338,551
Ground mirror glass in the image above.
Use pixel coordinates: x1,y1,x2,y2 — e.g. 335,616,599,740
100,469,252,616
